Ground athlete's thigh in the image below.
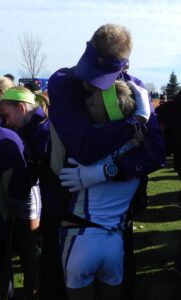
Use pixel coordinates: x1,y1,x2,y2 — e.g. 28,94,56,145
60,228,100,289
97,231,124,286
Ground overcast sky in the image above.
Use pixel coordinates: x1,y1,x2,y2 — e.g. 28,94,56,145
0,0,181,91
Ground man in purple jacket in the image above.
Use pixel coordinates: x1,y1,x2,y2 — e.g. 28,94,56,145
48,24,165,180
48,24,165,299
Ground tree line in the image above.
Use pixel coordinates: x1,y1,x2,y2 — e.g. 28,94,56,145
146,72,180,100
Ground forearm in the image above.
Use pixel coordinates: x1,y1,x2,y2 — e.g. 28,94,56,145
114,128,165,180
50,115,136,165
60,115,165,191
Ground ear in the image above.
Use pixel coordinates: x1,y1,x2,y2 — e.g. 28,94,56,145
17,102,26,114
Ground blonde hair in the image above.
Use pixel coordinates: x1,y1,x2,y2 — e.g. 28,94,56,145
115,80,135,116
36,93,49,117
0,76,14,96
91,24,132,59
1,85,49,117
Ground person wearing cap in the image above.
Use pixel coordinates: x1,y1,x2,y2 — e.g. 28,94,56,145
48,23,164,178
48,24,165,299
0,125,38,299
0,86,67,300
24,81,43,95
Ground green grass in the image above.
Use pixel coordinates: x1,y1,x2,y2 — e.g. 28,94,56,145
13,155,181,299
133,155,181,300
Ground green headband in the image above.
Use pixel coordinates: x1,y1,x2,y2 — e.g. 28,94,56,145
1,88,36,105
101,85,124,121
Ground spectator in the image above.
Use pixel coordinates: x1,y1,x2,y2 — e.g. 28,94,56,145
24,81,42,95
0,86,66,300
4,74,15,82
0,76,14,97
155,88,181,277
0,126,38,299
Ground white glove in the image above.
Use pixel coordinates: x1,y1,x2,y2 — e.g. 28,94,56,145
127,81,150,122
59,158,106,192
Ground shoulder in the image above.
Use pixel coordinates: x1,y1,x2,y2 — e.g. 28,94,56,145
48,67,84,111
48,67,80,90
0,127,25,172
123,73,145,88
0,127,24,152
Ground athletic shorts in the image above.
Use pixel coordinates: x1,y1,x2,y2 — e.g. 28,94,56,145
59,227,124,288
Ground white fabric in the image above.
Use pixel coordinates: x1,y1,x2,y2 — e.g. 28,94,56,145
71,177,139,229
12,184,41,220
60,154,139,289
66,155,139,230
127,81,150,122
60,228,123,288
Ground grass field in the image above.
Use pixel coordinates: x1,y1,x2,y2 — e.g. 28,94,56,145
133,155,181,300
13,155,181,299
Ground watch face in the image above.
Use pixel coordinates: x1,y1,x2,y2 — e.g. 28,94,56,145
106,163,118,176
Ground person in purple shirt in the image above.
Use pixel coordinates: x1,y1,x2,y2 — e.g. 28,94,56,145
48,23,165,300
48,24,165,180
0,86,67,300
0,126,34,299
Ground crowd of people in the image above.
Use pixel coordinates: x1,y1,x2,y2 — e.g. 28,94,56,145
0,22,180,300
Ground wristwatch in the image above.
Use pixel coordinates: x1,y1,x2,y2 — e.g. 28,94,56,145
103,162,118,180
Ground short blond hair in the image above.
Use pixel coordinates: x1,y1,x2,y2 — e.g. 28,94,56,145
115,80,135,116
0,76,14,95
91,24,132,59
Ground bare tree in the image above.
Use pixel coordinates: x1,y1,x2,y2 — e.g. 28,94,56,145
19,33,46,78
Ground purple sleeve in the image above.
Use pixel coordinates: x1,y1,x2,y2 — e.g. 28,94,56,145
0,137,29,200
115,114,166,179
48,71,136,165
0,127,25,171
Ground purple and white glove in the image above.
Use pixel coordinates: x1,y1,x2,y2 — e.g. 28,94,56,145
59,158,106,192
127,81,150,122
